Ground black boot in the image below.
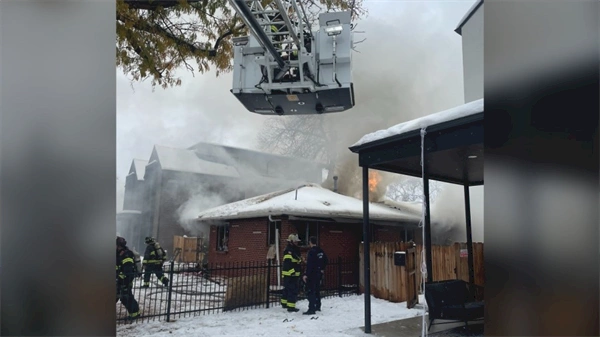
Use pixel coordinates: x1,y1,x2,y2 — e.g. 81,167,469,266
287,308,299,312
303,310,316,315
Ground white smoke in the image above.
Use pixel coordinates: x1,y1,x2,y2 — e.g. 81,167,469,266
170,143,323,237
116,177,125,212
175,185,226,238
430,183,484,245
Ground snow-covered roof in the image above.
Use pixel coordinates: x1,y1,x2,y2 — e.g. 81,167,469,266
154,145,240,178
351,99,483,148
188,141,328,167
133,159,148,180
380,199,423,216
196,184,422,223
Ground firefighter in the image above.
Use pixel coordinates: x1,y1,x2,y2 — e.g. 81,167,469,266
142,237,169,288
281,233,302,312
116,236,140,320
269,12,286,45
302,236,327,315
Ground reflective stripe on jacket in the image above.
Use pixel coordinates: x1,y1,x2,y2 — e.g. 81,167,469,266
117,248,136,286
282,243,301,277
144,242,165,265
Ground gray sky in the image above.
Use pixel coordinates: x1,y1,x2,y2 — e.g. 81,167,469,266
117,0,478,212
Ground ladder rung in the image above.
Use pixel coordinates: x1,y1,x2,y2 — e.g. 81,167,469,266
275,48,302,52
267,60,302,66
252,10,281,15
258,21,286,25
265,32,291,36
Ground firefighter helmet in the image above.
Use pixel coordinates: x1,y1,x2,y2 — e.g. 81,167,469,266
116,236,127,247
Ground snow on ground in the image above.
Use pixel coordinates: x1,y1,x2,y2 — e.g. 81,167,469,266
117,269,228,320
117,294,426,337
351,98,484,148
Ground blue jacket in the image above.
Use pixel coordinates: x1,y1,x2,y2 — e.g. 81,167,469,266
304,246,326,279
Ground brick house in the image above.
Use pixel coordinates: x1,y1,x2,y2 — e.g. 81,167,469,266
120,142,326,255
196,184,422,269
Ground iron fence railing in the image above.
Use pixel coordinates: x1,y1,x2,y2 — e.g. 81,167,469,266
117,256,359,324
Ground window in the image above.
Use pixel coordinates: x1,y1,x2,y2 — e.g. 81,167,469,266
293,221,319,247
267,220,281,246
216,224,230,251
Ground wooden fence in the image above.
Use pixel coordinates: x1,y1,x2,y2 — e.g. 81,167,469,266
359,242,484,304
173,235,204,263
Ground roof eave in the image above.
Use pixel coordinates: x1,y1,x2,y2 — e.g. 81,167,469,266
454,0,483,35
198,210,287,222
197,210,421,224
349,111,484,153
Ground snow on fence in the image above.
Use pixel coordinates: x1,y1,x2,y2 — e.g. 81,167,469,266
117,257,359,325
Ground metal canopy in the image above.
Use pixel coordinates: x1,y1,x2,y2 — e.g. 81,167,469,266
349,108,484,334
350,112,484,186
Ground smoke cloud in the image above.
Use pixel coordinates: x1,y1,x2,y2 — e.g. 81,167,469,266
431,184,484,244
174,183,227,238
116,177,125,212
164,144,322,238
306,2,467,199
302,1,482,244
117,1,481,244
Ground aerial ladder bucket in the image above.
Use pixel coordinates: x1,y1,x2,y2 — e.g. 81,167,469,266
229,0,355,115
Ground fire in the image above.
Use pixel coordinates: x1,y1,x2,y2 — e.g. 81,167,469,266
368,170,382,192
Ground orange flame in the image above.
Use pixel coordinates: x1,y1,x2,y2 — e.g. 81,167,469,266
368,171,382,192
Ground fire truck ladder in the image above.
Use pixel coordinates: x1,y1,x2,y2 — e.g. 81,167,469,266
229,0,312,84
229,0,354,115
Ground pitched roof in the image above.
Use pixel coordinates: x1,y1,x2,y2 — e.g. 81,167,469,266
188,141,328,167
455,0,483,35
128,159,148,181
196,184,422,224
133,159,148,180
153,145,240,178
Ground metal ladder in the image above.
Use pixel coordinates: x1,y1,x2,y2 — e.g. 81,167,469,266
229,0,311,82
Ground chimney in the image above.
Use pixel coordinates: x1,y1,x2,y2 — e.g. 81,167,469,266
333,176,338,193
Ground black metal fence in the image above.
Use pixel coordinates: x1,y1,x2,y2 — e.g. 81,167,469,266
117,256,360,324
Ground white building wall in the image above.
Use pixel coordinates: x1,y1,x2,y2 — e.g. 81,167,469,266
461,3,484,103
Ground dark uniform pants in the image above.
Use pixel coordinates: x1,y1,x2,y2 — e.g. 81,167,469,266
144,264,168,285
117,284,140,318
307,274,322,311
281,276,299,309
